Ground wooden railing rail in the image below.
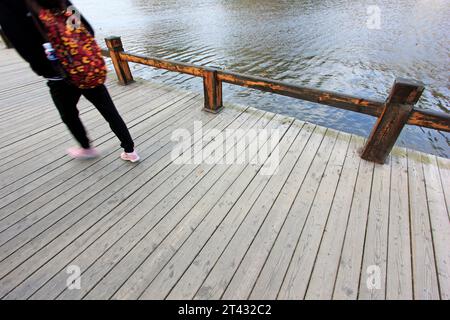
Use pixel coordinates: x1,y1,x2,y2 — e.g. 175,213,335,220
104,36,450,164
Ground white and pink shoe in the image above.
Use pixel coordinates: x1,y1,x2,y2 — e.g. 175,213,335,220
67,147,100,160
121,151,140,163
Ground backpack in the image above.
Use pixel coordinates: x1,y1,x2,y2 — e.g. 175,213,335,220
36,7,107,89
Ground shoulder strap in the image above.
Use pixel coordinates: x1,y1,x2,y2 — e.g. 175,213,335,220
25,0,68,80
24,0,49,42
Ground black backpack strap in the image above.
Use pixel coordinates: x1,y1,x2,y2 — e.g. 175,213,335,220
24,0,49,41
24,0,68,80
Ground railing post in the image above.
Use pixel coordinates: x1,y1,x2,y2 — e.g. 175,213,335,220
203,68,223,113
105,36,134,85
361,78,424,164
0,28,13,49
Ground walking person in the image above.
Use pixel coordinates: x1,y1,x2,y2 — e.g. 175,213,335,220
0,0,140,162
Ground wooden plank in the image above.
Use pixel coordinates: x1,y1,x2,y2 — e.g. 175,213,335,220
0,95,197,233
0,65,36,77
0,77,122,111
305,135,364,299
25,107,233,299
422,153,450,299
0,102,202,264
0,68,40,85
0,59,27,69
225,131,348,300
0,79,42,94
184,125,313,302
0,78,37,92
0,82,171,171
46,108,252,300
79,112,282,301
264,129,340,299
277,132,350,300
113,119,301,300
0,68,40,81
0,48,447,300
358,158,391,300
0,104,233,298
0,79,181,150
169,122,311,300
407,149,440,299
0,83,180,181
0,88,47,109
3,106,241,295
0,85,166,174
231,126,331,300
4,79,167,124
436,157,450,220
0,80,141,138
0,95,197,250
80,110,273,300
0,76,132,145
0,97,113,151
333,158,374,299
386,148,413,299
137,116,297,300
19,110,260,299
0,82,144,149
0,103,230,274
0,82,124,130
0,91,196,224
0,92,197,201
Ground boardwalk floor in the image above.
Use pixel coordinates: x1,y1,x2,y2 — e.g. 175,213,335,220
0,48,449,300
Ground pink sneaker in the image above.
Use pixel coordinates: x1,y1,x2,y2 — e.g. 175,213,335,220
121,151,140,163
67,147,99,159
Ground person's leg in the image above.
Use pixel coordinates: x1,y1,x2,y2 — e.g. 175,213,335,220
82,84,135,153
47,80,91,149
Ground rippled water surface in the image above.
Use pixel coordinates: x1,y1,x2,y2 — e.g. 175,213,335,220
75,0,449,157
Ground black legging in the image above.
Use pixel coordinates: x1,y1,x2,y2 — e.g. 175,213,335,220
47,81,135,153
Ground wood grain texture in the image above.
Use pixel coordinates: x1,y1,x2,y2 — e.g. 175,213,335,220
0,49,447,300
103,47,450,135
361,79,424,164
386,148,413,299
407,150,440,299
105,37,134,85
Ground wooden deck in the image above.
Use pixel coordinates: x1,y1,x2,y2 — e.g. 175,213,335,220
0,48,449,300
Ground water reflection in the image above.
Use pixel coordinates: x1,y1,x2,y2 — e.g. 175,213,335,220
75,0,449,157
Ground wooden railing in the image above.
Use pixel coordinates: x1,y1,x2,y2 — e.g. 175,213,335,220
104,36,450,164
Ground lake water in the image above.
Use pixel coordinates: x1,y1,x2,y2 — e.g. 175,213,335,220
74,0,450,157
